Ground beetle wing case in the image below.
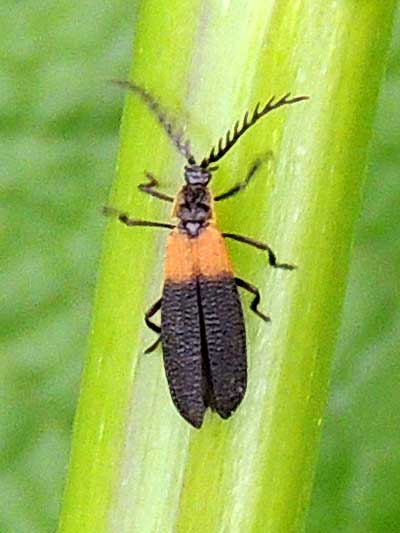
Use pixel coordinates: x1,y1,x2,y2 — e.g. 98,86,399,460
161,226,246,428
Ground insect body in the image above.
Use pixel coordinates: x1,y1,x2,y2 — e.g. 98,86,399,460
106,81,308,428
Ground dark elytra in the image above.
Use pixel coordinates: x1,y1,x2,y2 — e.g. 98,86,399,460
161,276,246,428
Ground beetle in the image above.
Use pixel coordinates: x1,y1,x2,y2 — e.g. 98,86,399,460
105,81,308,428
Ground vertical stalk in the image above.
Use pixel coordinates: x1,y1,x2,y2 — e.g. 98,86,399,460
59,1,396,532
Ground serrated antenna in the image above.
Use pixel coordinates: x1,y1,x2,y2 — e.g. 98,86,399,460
113,80,196,164
200,93,309,168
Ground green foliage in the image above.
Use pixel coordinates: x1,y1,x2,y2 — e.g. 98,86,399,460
1,1,398,532
307,17,400,532
1,1,133,531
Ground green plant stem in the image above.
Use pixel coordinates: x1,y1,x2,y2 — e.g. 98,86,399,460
59,1,397,532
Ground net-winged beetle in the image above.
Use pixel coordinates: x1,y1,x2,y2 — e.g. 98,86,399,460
105,81,308,428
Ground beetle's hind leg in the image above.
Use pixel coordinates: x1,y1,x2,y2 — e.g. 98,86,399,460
235,277,271,323
144,298,162,354
144,337,161,354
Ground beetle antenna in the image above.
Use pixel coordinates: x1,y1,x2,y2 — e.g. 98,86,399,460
200,93,309,167
112,80,196,165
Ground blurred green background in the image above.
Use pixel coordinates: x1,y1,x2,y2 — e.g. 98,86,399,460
1,2,398,532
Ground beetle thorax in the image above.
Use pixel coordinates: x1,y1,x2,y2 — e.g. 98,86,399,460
174,185,213,237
